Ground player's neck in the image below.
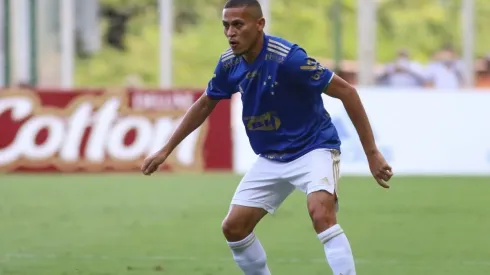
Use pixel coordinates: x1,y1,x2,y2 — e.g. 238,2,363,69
243,33,265,64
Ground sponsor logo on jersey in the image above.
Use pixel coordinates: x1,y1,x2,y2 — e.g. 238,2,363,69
243,112,281,131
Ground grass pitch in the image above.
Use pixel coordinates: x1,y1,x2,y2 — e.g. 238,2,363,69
0,173,489,275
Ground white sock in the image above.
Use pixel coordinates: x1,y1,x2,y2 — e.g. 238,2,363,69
227,233,271,275
318,224,356,275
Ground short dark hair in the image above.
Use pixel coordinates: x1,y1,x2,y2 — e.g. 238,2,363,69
224,0,263,17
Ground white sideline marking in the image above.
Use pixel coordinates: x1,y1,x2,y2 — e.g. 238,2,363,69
1,253,490,267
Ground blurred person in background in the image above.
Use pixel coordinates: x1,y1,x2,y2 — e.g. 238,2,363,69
377,49,426,88
474,53,490,87
425,45,464,89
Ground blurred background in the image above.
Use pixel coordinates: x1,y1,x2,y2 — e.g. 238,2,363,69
1,1,490,275
2,0,490,89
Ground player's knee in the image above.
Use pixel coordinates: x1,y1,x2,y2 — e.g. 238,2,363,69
221,206,266,242
221,217,253,242
307,191,337,233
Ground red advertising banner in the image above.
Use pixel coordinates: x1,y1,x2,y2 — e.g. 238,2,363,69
0,88,232,172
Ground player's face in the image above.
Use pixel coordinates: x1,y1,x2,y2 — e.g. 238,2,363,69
222,7,264,55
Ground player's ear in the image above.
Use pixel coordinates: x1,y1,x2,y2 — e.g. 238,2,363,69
257,17,265,32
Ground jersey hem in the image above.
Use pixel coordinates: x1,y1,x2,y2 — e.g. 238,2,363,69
259,144,341,163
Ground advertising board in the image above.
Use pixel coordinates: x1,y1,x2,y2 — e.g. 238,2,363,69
0,88,232,172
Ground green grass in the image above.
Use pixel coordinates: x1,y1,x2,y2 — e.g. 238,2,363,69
0,174,489,275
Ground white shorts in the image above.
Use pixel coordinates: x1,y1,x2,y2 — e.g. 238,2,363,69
230,148,341,214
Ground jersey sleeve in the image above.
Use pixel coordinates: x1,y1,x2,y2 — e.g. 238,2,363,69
205,60,235,100
283,46,335,95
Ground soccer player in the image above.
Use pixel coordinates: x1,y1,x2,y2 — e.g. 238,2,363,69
141,0,393,274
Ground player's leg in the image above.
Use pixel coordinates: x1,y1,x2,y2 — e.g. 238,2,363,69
222,205,269,274
288,149,356,275
308,191,356,275
222,156,295,275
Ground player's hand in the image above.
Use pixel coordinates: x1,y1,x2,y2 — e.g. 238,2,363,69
141,150,169,175
366,150,393,188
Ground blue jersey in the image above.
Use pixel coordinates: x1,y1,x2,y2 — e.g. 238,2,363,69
205,35,341,162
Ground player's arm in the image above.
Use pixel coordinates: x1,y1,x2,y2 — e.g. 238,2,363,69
161,63,235,156
325,75,393,187
324,75,377,155
141,61,234,175
141,94,219,175
160,94,219,156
